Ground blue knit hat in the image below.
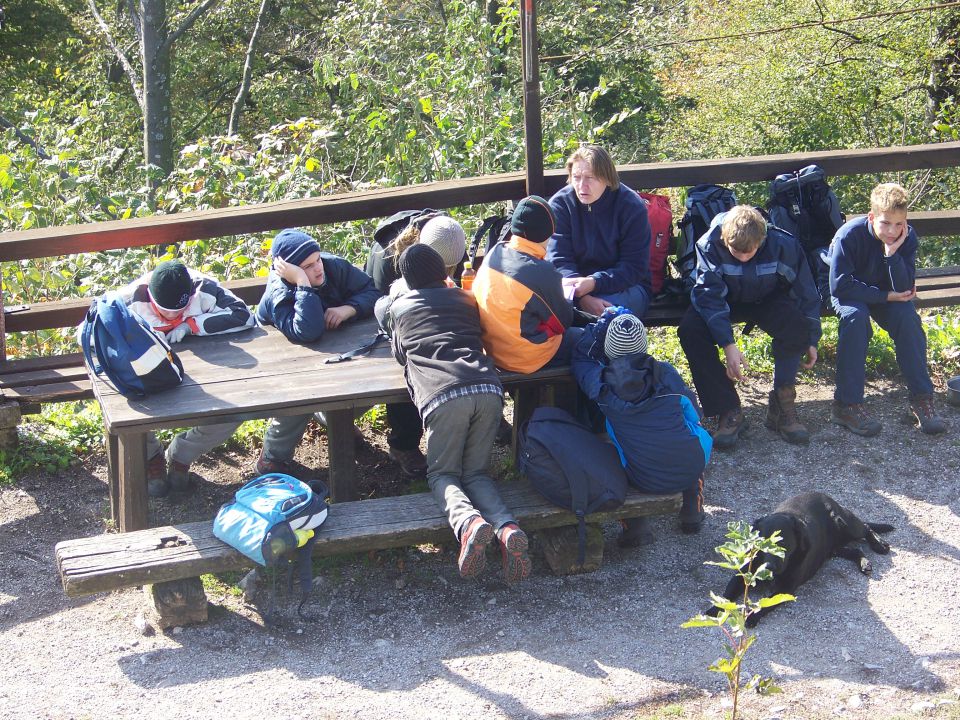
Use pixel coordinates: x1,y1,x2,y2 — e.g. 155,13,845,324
511,195,556,243
271,229,321,266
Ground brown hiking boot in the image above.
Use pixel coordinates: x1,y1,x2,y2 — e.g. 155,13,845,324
458,515,494,578
712,408,747,449
765,385,809,445
387,446,428,477
146,453,169,498
832,400,882,437
910,394,947,435
496,523,532,583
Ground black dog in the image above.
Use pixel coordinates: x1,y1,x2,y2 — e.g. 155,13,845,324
710,492,894,626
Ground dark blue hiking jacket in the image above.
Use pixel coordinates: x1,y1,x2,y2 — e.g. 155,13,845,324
256,253,380,343
572,324,711,493
829,216,918,304
691,212,822,348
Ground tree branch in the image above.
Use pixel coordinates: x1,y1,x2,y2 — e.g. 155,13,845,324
165,0,219,50
0,115,52,159
229,0,271,135
87,0,143,108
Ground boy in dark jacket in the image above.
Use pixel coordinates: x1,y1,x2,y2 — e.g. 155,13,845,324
829,183,946,436
678,205,821,449
573,311,711,535
375,244,531,583
255,228,381,475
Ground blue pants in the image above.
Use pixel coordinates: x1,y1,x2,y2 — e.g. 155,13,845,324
598,284,650,319
832,299,932,404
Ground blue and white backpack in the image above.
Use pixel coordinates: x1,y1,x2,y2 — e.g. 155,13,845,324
213,474,329,566
79,292,184,397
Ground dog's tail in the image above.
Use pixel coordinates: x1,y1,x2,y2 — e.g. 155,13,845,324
869,522,895,534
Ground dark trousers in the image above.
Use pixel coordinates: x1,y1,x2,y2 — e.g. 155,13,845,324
832,298,932,404
385,401,423,451
677,295,810,417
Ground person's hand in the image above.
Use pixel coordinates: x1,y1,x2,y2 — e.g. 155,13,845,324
723,343,748,382
571,276,597,298
165,323,191,344
882,225,908,257
578,294,612,316
274,256,310,287
887,287,916,302
325,305,356,329
801,345,818,370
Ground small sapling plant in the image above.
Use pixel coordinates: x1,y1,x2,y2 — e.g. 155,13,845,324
682,520,795,720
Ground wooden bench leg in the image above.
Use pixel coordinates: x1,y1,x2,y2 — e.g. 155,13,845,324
512,385,539,454
0,400,20,450
117,432,149,532
106,431,119,526
538,523,605,575
325,409,357,502
144,578,208,629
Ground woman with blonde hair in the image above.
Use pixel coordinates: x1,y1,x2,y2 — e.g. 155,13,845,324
547,145,652,318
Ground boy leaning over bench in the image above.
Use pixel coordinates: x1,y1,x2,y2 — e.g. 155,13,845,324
678,205,821,449
119,259,256,497
828,182,946,436
375,244,532,583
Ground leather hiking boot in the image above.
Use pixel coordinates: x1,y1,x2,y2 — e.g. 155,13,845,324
387,446,428,477
254,453,313,479
167,460,194,492
765,385,809,445
679,475,706,535
712,408,747,450
458,515,494,578
831,401,882,437
146,453,169,498
910,394,947,435
497,523,532,583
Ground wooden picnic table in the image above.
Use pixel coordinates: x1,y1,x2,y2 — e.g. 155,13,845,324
90,316,572,532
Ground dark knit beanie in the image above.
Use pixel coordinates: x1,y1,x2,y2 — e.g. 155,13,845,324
511,195,556,243
399,244,447,290
148,260,195,312
270,228,322,266
604,313,648,360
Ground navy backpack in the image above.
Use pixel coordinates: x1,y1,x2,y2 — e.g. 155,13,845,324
518,406,628,563
79,292,184,398
676,185,738,292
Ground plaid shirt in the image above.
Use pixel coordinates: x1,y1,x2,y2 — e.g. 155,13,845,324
422,382,504,422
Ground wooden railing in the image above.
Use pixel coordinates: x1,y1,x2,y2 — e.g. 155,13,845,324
3,141,960,347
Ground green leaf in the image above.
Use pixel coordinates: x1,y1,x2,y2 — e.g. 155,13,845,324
349,73,359,90
681,616,718,628
419,97,433,115
758,593,795,608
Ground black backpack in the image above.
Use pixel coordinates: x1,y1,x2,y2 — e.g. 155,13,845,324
676,184,738,293
518,406,628,564
469,211,513,269
767,165,845,304
365,209,465,290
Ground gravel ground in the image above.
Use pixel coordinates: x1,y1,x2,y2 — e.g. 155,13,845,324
1,378,959,720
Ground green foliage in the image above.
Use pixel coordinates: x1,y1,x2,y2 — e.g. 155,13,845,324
0,401,102,485
683,520,794,720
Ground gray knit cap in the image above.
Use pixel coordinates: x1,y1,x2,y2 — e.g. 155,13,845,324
604,314,648,360
419,216,466,269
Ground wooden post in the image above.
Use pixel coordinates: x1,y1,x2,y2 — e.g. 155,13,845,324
520,0,545,197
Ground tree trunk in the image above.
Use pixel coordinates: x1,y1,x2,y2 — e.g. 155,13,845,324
140,0,174,200
228,0,271,136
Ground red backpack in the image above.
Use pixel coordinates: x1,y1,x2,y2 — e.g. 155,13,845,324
637,192,673,295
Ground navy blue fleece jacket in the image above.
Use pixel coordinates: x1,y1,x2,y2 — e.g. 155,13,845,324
256,253,380,343
546,183,651,295
829,216,917,304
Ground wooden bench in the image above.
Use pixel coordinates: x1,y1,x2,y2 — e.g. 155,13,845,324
55,482,681,626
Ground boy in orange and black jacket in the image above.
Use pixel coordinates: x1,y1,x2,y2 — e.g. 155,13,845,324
472,195,581,372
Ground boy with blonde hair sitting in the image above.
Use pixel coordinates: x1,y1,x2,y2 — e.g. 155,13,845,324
829,183,946,436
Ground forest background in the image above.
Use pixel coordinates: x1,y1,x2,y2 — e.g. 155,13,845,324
1,0,960,468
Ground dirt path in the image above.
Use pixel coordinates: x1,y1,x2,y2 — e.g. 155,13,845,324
1,379,959,720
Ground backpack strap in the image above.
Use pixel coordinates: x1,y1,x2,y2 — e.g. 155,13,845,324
323,330,389,364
